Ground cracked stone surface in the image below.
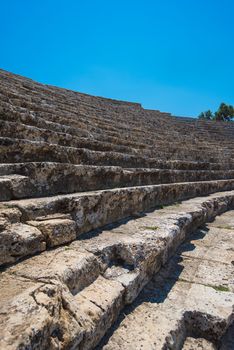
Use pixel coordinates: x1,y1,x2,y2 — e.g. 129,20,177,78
182,338,216,349
0,194,233,350
0,69,234,350
1,181,234,267
98,211,234,350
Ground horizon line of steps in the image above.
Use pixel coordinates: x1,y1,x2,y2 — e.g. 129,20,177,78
0,89,173,131
1,89,233,148
1,70,233,143
0,190,233,349
1,77,232,137
1,101,233,153
5,69,232,142
0,72,142,108
1,178,234,267
0,80,170,126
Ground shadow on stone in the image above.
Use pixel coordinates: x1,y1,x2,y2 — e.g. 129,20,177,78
95,225,208,349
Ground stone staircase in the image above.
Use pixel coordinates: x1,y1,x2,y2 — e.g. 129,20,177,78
0,69,233,350
98,210,234,350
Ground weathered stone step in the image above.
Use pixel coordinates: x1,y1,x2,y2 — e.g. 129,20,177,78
99,210,234,350
0,72,143,116
1,137,234,169
0,109,158,153
1,178,234,267
2,119,234,162
0,94,154,134
3,105,233,156
0,174,29,200
0,191,233,349
2,107,233,155
7,115,221,161
1,69,233,138
2,84,234,146
1,119,233,167
0,88,146,133
0,102,93,138
2,113,232,159
3,116,232,154
0,119,139,156
0,116,218,152
0,101,127,142
4,114,234,164
95,131,234,152
1,97,233,151
2,162,234,201
0,84,171,133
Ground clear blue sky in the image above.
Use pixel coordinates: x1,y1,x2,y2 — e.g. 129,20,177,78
0,0,233,117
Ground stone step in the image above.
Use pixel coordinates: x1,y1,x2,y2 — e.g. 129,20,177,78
93,131,234,151
1,70,233,142
1,178,234,266
0,77,142,119
0,115,233,154
0,191,233,349
3,106,233,157
0,174,29,200
1,82,234,142
0,94,162,132
1,162,234,201
1,97,233,150
0,100,93,138
0,90,144,133
6,116,224,159
0,85,172,133
1,137,234,169
0,119,139,156
0,109,159,152
2,109,233,154
1,119,234,161
99,210,234,350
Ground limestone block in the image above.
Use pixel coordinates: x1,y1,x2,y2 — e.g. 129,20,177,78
0,223,45,266
28,218,77,247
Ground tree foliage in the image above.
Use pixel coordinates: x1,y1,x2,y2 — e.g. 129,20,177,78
198,110,214,120
198,103,234,121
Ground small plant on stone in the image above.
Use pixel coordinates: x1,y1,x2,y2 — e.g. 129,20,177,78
143,226,159,231
212,285,230,292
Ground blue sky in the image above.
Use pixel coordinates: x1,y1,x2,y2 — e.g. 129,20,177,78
0,0,233,117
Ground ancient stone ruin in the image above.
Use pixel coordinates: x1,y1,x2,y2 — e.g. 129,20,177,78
0,69,233,349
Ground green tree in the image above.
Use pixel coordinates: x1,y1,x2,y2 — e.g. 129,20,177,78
214,103,234,121
198,103,234,121
198,110,214,120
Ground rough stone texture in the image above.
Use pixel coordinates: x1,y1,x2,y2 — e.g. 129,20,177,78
1,180,234,267
28,217,77,247
0,193,234,350
0,222,46,266
182,338,216,349
2,162,234,201
99,211,234,350
0,69,234,349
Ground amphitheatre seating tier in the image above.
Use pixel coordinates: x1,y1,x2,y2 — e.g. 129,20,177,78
99,210,234,350
1,178,234,267
1,162,234,201
0,191,233,349
0,69,233,350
